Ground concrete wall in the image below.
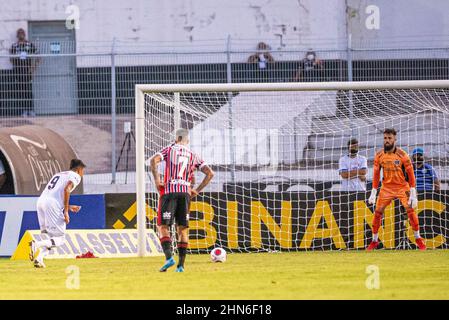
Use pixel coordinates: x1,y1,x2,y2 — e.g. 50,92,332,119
348,0,449,48
0,0,345,55
0,0,447,60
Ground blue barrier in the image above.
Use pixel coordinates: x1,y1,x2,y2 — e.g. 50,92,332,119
0,194,105,257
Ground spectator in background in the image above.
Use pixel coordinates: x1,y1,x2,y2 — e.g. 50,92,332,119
0,159,5,190
247,42,274,70
10,28,38,117
294,50,324,82
338,138,367,191
412,147,440,192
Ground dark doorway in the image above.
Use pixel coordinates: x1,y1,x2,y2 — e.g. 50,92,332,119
0,153,15,194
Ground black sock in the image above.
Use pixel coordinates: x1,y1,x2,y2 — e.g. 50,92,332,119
177,242,188,268
160,237,172,260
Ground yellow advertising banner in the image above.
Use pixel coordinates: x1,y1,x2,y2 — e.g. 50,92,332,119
11,229,163,260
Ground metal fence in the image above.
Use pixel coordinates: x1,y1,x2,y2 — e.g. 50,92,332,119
1,38,449,193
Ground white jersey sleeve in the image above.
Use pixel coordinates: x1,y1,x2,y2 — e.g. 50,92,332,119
67,171,81,191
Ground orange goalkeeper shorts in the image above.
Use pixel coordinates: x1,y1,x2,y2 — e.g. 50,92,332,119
376,186,411,209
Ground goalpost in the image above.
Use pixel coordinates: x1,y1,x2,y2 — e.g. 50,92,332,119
136,80,449,257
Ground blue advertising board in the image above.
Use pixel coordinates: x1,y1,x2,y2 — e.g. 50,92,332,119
0,194,105,257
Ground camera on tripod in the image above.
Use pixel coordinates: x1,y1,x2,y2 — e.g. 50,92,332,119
112,121,135,184
124,121,131,134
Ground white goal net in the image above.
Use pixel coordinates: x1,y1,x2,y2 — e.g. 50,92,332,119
136,81,449,255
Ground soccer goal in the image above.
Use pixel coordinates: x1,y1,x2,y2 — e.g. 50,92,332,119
135,80,449,256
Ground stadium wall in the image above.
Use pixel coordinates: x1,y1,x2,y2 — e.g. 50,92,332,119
0,0,346,57
1,0,449,56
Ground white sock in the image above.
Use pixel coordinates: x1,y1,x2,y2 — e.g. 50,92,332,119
35,239,52,249
37,246,50,262
414,231,421,239
373,233,379,242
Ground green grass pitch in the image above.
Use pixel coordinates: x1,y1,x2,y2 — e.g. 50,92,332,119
1,251,449,300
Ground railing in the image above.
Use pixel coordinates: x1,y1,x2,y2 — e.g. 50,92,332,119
0,39,449,192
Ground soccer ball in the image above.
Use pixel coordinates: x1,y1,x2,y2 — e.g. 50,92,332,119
210,247,227,263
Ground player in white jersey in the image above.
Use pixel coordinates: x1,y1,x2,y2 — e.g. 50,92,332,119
29,159,86,268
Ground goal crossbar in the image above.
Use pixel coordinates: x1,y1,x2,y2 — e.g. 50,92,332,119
136,80,449,93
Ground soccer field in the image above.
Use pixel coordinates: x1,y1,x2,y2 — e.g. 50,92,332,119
1,250,449,300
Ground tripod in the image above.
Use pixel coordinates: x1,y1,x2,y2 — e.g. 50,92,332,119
396,220,413,249
395,207,413,250
113,130,135,184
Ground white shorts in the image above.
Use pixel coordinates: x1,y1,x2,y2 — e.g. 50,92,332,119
37,197,66,237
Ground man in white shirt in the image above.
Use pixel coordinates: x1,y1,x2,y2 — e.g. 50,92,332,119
338,138,367,191
0,159,6,190
30,159,86,268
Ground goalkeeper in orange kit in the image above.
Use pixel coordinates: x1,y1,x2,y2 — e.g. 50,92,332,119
366,128,426,251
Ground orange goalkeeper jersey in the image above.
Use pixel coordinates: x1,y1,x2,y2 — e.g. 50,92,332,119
372,147,416,190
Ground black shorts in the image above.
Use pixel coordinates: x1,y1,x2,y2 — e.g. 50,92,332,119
157,192,190,227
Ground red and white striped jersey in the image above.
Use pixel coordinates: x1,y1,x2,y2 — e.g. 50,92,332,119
156,143,205,195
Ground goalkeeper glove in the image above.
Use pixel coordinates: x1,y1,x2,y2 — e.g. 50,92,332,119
408,187,418,209
368,189,377,205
